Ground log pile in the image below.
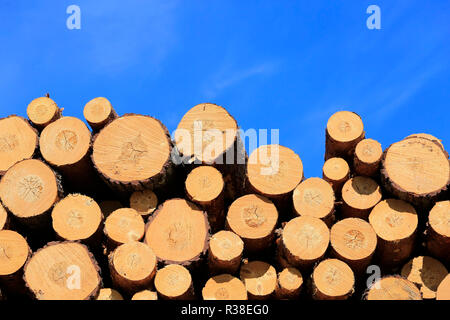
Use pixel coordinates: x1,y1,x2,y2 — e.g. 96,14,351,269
0,96,448,300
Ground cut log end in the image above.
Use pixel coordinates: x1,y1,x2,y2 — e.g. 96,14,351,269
275,267,303,299
427,201,450,263
104,208,145,248
354,138,382,177
322,157,350,195
240,261,277,300
23,242,101,300
26,97,61,130
83,97,117,132
401,256,448,299
406,133,444,150
208,230,243,274
436,274,450,300
130,189,158,219
202,274,248,300
154,264,194,300
0,230,29,277
0,204,8,230
341,176,382,219
312,259,355,300
366,276,422,300
95,288,124,300
186,166,224,204
132,290,158,300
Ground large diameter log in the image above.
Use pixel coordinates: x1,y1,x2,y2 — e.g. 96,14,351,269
109,241,157,295
208,230,243,275
95,288,123,300
92,114,174,193
144,198,210,267
341,176,382,219
311,259,355,300
325,111,364,161
185,166,225,231
275,267,303,300
23,241,101,300
83,97,118,132
436,274,450,300
226,194,278,253
365,276,422,300
279,216,330,271
330,218,377,275
240,261,277,300
322,157,350,196
353,138,383,177
129,189,158,220
202,274,248,300
51,194,103,245
401,256,448,299
154,264,194,300
0,159,61,230
104,208,145,250
292,177,335,226
26,96,62,131
426,201,450,265
246,144,303,212
0,116,38,176
381,136,450,209
0,204,8,230
406,133,444,150
369,199,418,270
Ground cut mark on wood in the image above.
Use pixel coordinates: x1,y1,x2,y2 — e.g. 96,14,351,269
0,245,11,260
0,135,18,152
242,205,266,228
385,213,403,228
119,134,148,164
215,287,229,299
55,130,78,151
67,210,84,228
324,266,340,284
344,230,365,249
166,222,191,250
48,262,68,287
18,175,43,202
304,189,323,207
126,253,142,268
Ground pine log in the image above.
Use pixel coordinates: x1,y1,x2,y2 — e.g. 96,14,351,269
381,136,450,209
129,189,158,220
240,260,277,300
341,176,382,219
426,201,450,265
322,157,350,196
325,111,365,161
246,144,303,213
275,267,303,300
104,208,145,250
365,276,422,300
92,114,174,193
95,288,124,300
401,256,448,299
406,133,444,150
0,116,38,176
226,194,278,253
0,203,8,230
292,177,335,226
436,274,450,300
330,218,377,275
202,274,248,300
144,198,210,268
23,241,101,300
208,230,244,275
311,259,355,300
154,264,194,300
109,241,157,295
279,216,330,271
26,96,62,131
0,159,61,230
185,166,225,232
132,290,158,300
353,138,382,177
83,97,118,132
368,199,418,270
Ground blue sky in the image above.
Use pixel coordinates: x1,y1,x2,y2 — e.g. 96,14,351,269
0,1,448,178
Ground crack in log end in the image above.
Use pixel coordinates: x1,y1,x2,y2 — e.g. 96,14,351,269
18,175,43,203
0,135,19,152
304,189,323,207
242,205,266,228
385,213,404,228
0,245,11,260
338,121,351,134
166,223,191,250
67,210,84,229
296,225,322,249
324,266,340,285
215,287,230,299
48,262,69,287
119,135,148,165
343,230,365,249
55,130,78,151
126,253,142,268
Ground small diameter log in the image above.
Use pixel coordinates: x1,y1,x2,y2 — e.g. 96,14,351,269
275,267,303,300
202,274,248,300
311,259,355,300
381,136,450,209
401,256,448,299
130,189,158,220
341,176,382,219
154,264,194,300
436,274,450,300
99,200,123,218
292,177,335,226
406,133,444,150
0,204,8,230
52,194,103,245
322,157,350,196
369,199,418,270
0,230,30,295
26,96,62,131
109,241,157,295
92,114,174,193
426,201,450,265
185,166,225,232
83,97,118,132
104,208,145,250
279,216,330,271
330,218,377,275
246,145,303,212
23,241,101,300
144,198,210,267
365,276,422,300
174,103,246,200
0,116,38,176
240,261,277,300
226,194,278,253
95,288,123,300
325,111,365,160
0,159,61,230
353,138,383,177
132,290,158,300
208,231,243,275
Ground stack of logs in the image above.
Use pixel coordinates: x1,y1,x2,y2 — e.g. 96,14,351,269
0,97,448,300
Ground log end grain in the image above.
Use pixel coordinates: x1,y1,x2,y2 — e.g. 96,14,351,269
240,261,277,300
202,274,248,300
132,290,158,300
436,274,450,300
427,200,450,263
0,230,30,277
154,264,194,300
104,208,145,247
353,138,383,177
0,204,8,230
83,97,117,131
322,157,350,194
185,166,224,204
275,267,303,299
95,288,124,300
341,176,382,219
312,259,355,300
130,189,158,219
365,276,422,300
406,133,444,150
208,230,243,274
26,97,61,130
